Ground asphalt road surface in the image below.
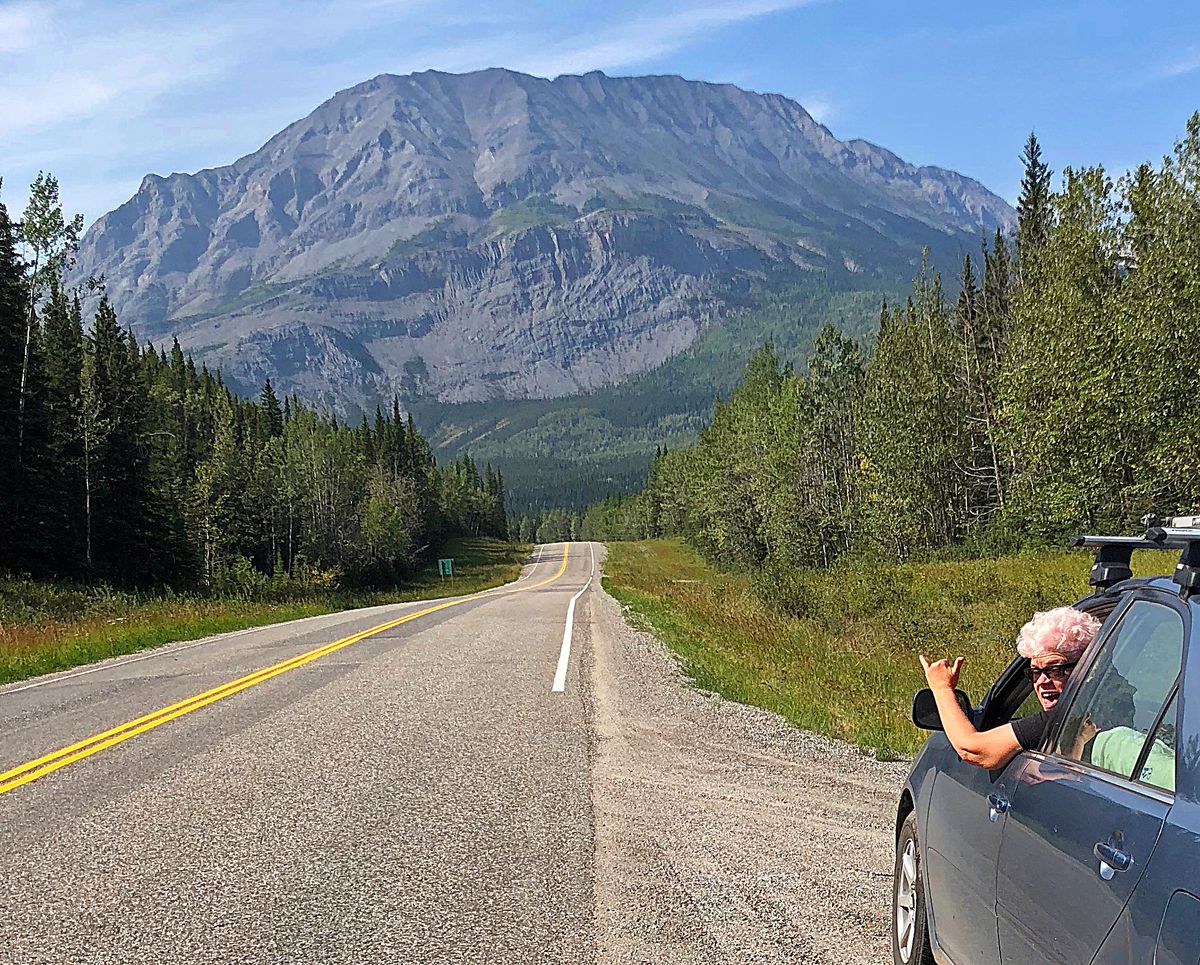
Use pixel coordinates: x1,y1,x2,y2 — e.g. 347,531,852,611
0,542,906,964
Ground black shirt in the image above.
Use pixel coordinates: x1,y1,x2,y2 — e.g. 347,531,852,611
1012,710,1053,751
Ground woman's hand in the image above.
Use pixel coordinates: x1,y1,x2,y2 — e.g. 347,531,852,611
920,654,965,691
1068,713,1099,759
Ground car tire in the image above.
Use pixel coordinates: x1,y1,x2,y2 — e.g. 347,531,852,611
892,810,936,965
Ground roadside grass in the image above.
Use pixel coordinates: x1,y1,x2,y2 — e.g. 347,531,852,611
0,538,528,686
602,539,1167,756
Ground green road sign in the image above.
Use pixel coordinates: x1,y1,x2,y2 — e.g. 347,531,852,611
438,558,454,578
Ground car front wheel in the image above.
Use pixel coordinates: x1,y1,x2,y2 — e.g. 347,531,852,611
893,811,935,965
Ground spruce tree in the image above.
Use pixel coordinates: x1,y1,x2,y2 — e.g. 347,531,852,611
39,283,86,570
82,298,153,581
956,253,979,326
1016,133,1053,280
0,189,26,570
260,378,284,438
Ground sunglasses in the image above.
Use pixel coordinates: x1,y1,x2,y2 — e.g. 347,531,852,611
1023,661,1077,683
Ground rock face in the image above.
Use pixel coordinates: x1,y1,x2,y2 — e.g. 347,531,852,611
76,69,1014,409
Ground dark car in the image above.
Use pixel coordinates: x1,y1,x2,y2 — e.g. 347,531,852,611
893,521,1200,965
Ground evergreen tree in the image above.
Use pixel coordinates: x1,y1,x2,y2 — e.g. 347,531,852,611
38,283,86,569
14,173,83,459
952,252,1006,529
1016,132,1053,281
0,188,26,571
260,379,284,438
82,299,154,581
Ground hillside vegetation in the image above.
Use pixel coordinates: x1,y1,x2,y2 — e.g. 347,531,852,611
0,538,526,685
582,119,1200,747
73,69,1009,417
604,540,1166,755
431,280,891,517
0,178,509,594
584,120,1200,568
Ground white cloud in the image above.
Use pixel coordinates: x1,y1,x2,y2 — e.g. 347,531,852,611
0,9,240,139
798,91,839,125
1160,47,1200,79
513,0,820,78
0,0,48,54
0,0,831,223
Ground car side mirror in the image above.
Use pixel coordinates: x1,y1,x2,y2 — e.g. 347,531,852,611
911,688,973,731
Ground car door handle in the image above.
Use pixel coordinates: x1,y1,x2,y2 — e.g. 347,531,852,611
1094,842,1132,879
987,792,1010,822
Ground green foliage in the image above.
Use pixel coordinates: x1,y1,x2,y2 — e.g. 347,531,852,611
210,282,290,316
0,538,526,684
706,193,809,240
582,189,707,218
603,540,1165,753
485,195,578,237
0,191,28,556
1016,132,1053,278
859,263,963,557
0,175,511,593
592,115,1200,581
384,217,467,260
412,276,894,514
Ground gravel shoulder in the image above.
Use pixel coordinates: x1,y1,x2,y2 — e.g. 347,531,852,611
586,554,910,964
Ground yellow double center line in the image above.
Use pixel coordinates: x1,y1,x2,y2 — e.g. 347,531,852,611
0,547,571,798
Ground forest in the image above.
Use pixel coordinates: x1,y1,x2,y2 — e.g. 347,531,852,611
582,117,1200,603
0,176,508,592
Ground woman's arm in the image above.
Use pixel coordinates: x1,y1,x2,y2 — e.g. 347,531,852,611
920,655,1024,771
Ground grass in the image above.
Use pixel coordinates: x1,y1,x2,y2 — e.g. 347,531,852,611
485,195,578,238
0,538,528,686
602,539,1169,756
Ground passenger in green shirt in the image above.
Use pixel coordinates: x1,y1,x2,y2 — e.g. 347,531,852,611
1083,721,1175,791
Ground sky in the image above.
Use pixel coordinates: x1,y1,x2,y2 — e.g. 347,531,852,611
2,0,1198,228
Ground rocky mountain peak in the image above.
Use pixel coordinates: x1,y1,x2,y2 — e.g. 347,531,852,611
74,68,1013,412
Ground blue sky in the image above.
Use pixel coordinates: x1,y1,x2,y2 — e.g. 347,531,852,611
2,0,1198,227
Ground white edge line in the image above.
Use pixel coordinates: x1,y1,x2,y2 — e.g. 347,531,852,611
0,637,226,695
552,542,595,693
0,600,421,698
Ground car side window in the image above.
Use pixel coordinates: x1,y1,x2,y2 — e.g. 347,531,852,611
1134,690,1178,793
1052,599,1185,783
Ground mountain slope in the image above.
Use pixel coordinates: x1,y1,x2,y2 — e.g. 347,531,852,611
76,69,1012,413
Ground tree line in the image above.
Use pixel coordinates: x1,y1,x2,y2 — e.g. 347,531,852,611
583,117,1200,593
511,507,584,545
0,175,508,591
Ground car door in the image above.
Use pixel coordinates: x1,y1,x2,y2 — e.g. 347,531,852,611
995,595,1186,965
923,758,1011,965
923,660,1039,965
921,596,1120,965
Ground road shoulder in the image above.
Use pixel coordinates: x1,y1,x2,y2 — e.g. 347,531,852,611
586,572,908,964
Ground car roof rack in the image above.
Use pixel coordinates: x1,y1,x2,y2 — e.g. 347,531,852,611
1071,515,1200,598
1145,522,1200,598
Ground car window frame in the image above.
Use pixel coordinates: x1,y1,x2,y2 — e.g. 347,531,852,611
1130,683,1180,792
1039,587,1190,800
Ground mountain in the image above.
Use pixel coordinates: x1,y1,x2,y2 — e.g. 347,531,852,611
76,69,1013,417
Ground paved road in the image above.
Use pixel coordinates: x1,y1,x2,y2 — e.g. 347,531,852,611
0,543,596,964
0,541,905,964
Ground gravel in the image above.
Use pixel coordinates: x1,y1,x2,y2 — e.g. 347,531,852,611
583,551,910,964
